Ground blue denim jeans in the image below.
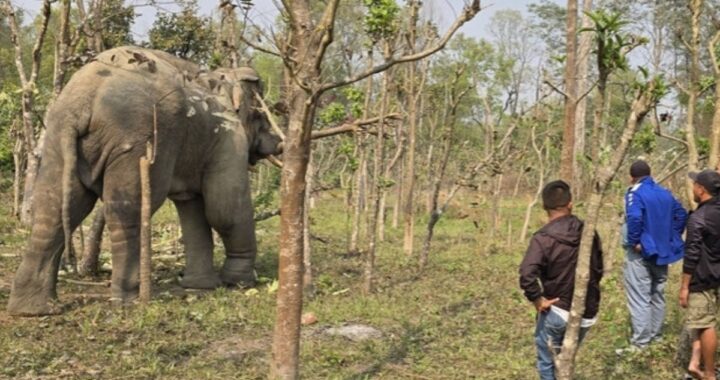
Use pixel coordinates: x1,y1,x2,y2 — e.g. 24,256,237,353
534,309,590,380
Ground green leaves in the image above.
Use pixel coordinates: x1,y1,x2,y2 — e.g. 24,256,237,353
582,9,640,83
147,0,214,64
363,0,400,41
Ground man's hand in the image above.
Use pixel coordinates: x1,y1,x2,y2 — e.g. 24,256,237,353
533,297,559,313
679,287,689,308
633,244,642,253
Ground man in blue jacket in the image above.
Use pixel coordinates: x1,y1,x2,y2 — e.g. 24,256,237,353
620,160,688,353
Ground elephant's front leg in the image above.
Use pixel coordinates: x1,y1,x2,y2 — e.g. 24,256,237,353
174,198,221,289
217,217,257,287
204,171,257,287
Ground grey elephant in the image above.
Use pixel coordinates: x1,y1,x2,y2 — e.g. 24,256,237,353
7,47,282,316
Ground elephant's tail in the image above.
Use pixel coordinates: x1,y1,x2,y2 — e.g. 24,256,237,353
61,128,79,263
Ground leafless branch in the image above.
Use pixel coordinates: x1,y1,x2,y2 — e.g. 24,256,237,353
317,0,482,94
255,92,286,140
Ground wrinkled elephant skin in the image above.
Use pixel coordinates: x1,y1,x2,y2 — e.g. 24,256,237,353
7,47,281,316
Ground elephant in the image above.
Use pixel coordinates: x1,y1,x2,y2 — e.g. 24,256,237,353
6,46,282,316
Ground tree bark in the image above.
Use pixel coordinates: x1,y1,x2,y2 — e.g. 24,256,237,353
573,0,593,189
366,42,392,294
1,0,53,225
683,0,702,207
402,0,421,257
555,79,660,380
139,144,152,303
303,154,314,295
708,31,720,169
270,2,481,377
520,126,545,242
559,0,579,182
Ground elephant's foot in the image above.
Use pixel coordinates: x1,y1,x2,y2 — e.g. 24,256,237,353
7,291,62,317
110,284,138,305
220,258,256,287
179,272,222,289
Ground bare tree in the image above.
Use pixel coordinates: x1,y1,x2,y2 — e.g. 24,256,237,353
555,76,665,380
574,0,593,188
264,2,482,377
1,0,54,225
678,0,702,206
560,0,579,182
708,29,720,169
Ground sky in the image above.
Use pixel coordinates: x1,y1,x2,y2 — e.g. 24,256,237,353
11,0,562,42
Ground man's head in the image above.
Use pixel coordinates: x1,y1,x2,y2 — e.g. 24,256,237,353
689,169,720,203
630,160,651,183
542,180,572,217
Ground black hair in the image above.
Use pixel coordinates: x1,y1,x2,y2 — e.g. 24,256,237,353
542,180,572,210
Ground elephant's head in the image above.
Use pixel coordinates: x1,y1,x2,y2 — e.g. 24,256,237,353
209,67,283,165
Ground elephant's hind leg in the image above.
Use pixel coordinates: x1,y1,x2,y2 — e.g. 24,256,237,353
7,164,97,316
174,197,221,289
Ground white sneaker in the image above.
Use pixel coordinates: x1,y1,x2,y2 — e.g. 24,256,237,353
615,345,644,356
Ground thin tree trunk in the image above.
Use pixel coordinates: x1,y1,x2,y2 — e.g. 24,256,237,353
303,154,314,295
555,78,661,380
489,174,503,241
366,43,393,294
403,0,421,257
392,157,403,228
708,30,720,169
521,127,545,242
350,145,366,253
379,133,404,241
574,0,593,188
53,0,71,98
2,0,53,225
139,144,152,303
11,120,23,218
683,0,702,207
559,0,579,182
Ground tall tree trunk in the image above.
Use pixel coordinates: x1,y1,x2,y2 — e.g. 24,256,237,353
708,31,720,169
217,0,239,68
573,0,593,190
350,52,374,254
683,0,702,207
2,0,53,225
402,0,421,257
53,0,71,98
270,2,481,376
366,43,392,294
555,79,661,380
559,0,579,182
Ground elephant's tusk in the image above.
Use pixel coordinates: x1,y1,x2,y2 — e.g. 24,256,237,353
267,155,284,168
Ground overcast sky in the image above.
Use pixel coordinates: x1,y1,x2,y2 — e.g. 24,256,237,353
11,0,562,41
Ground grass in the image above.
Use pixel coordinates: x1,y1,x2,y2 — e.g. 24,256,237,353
0,191,691,379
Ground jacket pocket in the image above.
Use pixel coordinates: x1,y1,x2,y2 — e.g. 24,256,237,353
640,233,658,259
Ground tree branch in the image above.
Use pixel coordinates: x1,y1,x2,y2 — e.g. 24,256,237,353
317,0,482,94
255,91,286,140
310,114,401,139
312,0,340,73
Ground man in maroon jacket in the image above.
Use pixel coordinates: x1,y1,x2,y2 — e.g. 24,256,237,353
519,180,604,380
